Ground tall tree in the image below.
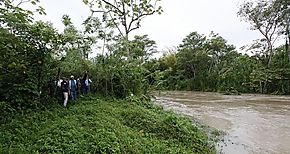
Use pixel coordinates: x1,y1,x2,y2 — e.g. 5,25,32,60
83,0,162,39
0,0,60,107
83,0,162,58
60,15,96,59
238,0,284,67
276,0,290,62
129,35,157,62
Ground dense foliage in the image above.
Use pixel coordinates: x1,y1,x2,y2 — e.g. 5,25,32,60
0,0,157,109
1,0,290,153
144,0,290,94
146,31,290,94
0,0,60,109
1,0,289,107
0,0,290,108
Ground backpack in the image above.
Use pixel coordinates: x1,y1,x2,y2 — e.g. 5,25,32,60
61,81,68,91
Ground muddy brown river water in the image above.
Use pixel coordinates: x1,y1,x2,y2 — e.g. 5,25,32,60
154,91,290,154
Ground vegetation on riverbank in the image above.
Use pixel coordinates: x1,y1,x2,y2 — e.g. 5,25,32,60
0,0,288,153
144,0,290,95
0,96,215,153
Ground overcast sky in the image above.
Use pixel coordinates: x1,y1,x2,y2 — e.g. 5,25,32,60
34,0,264,54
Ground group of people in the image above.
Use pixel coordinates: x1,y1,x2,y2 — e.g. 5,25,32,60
57,74,92,107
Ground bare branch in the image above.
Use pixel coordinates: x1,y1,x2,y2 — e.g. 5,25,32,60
266,11,279,36
128,11,155,31
269,20,278,42
120,1,128,36
16,0,30,7
91,9,106,13
128,25,139,33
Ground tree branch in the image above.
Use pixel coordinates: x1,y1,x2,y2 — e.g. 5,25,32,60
128,25,140,34
269,21,278,43
91,9,106,13
107,10,124,37
16,0,30,7
101,0,123,14
128,11,155,32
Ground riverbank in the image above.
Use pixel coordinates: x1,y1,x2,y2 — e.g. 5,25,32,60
0,96,215,153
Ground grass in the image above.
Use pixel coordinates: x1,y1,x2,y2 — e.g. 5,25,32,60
0,96,216,153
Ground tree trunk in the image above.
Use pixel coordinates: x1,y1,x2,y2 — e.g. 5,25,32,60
260,81,263,93
288,29,290,62
286,16,290,62
102,37,106,56
267,41,273,68
124,34,131,60
111,75,113,95
54,68,61,97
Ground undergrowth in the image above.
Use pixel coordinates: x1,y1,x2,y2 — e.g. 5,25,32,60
0,96,215,153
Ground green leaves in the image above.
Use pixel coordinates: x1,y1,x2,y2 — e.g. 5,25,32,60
83,0,89,5
83,0,163,37
0,1,60,108
238,0,285,66
0,97,215,153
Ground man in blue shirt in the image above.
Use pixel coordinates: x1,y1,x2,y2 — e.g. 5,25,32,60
85,77,92,94
69,75,77,101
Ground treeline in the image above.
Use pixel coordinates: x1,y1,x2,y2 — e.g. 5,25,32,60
144,32,290,94
145,0,290,94
1,0,290,112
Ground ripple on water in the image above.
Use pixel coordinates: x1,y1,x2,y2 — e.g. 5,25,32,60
154,91,290,154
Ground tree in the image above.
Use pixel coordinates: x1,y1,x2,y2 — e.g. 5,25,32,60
275,0,290,62
218,55,257,92
129,35,157,62
176,32,212,90
83,0,162,58
83,15,116,56
156,31,239,91
60,15,97,60
0,0,60,108
205,32,238,72
238,0,284,66
83,0,162,38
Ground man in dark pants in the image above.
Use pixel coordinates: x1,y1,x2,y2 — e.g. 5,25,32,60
61,77,69,107
56,78,63,105
69,75,77,101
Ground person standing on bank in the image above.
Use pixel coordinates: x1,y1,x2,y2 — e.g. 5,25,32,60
69,75,77,101
76,77,81,97
56,77,63,104
61,77,69,107
85,76,92,94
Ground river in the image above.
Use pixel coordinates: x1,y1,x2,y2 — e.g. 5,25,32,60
154,91,290,154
